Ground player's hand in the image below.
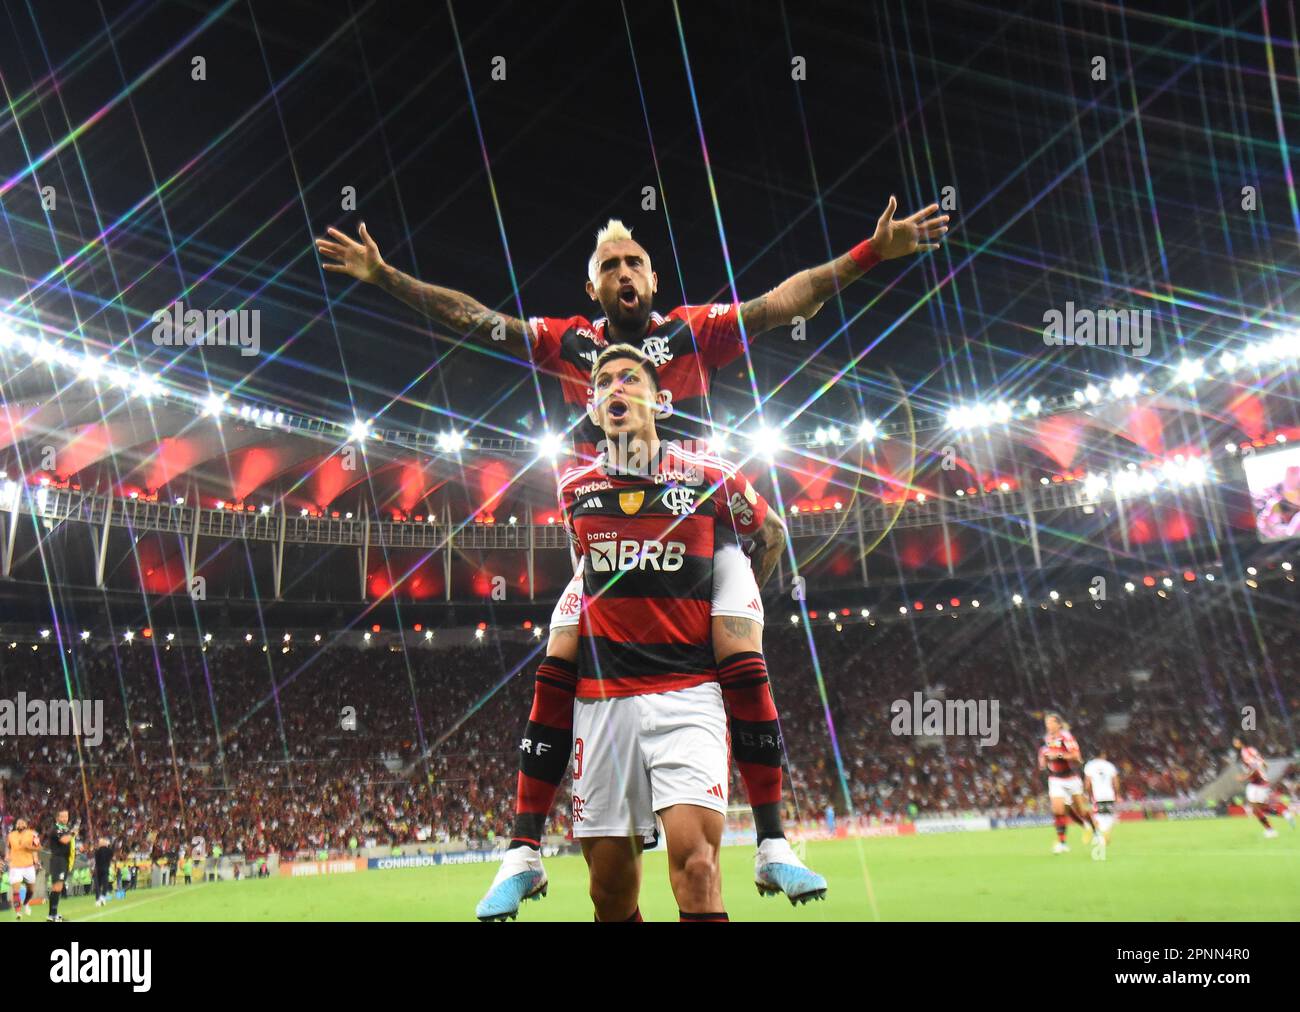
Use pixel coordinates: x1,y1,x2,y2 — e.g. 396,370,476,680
315,222,386,283
870,197,949,260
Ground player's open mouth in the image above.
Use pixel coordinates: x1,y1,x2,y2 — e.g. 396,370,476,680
617,285,638,308
608,399,629,420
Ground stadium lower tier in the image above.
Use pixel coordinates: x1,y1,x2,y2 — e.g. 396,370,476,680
1,592,1294,859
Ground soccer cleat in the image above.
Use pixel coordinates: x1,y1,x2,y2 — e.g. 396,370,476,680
754,838,828,905
1053,841,1069,854
1264,828,1278,839
24,904,31,916
47,915,63,922
475,846,548,921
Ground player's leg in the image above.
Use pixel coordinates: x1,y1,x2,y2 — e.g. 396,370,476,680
47,865,64,920
1245,783,1275,835
1049,784,1070,851
658,804,726,920
580,837,644,921
712,541,826,903
1071,790,1098,841
475,571,582,919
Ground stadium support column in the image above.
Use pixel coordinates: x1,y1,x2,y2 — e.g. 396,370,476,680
2,483,19,578
272,504,286,600
526,504,535,602
94,494,112,588
1113,485,1130,553
1020,470,1042,570
939,493,955,578
184,499,201,592
443,504,452,602
359,508,370,601
854,494,869,585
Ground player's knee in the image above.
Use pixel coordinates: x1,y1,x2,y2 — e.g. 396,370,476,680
677,847,719,899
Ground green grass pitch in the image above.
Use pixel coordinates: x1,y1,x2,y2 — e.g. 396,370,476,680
22,819,1300,922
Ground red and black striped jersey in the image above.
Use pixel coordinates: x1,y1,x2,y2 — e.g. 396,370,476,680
1240,746,1269,785
558,443,769,699
1041,731,1080,777
527,304,745,463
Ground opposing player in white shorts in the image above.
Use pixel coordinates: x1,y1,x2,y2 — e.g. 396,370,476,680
1083,752,1120,843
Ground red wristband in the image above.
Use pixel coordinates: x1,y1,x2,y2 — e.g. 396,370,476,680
849,238,881,272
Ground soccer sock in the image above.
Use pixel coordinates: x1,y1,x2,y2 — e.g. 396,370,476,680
1255,808,1272,828
510,655,578,849
10,888,19,909
718,652,785,843
48,890,59,916
679,910,729,922
1054,815,1067,842
623,908,643,922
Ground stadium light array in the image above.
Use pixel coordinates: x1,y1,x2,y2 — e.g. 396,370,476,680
536,431,565,460
751,422,785,459
348,419,372,443
858,419,878,443
437,430,466,454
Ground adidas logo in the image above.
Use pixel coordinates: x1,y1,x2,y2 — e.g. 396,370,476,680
706,783,725,800
587,497,603,508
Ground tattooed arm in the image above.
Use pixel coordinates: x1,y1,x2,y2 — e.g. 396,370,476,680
315,223,532,359
738,197,948,336
748,509,787,587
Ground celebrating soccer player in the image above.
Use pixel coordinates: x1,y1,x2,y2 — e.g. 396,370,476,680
316,198,948,918
557,343,787,921
1038,713,1100,853
1232,736,1296,837
5,818,39,919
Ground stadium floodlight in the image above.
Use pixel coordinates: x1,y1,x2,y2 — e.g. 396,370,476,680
244,633,253,642
536,430,565,460
1083,473,1108,497
314,634,322,642
39,629,50,639
916,493,926,503
508,516,517,525
857,419,878,443
992,400,1013,424
751,422,785,459
425,630,434,641
971,600,980,608
175,496,185,505
260,504,271,515
204,633,213,642
166,633,175,642
137,372,164,400
532,626,542,639
300,508,309,517
1173,358,1204,386
474,628,484,641
106,367,132,390
1283,562,1294,572
363,632,371,643
1162,577,1173,588
708,431,730,454
1109,373,1140,399
1024,396,1042,416
860,608,870,618
79,631,90,641
813,425,842,446
1219,351,1238,373
274,412,285,424
436,430,466,454
348,418,372,443
1049,590,1060,601
123,631,134,642
204,393,227,417
79,356,105,383
283,633,291,642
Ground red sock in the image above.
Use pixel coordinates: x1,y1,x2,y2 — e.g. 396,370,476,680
679,910,729,922
1255,808,1272,829
718,653,784,841
510,656,577,847
1054,815,1067,842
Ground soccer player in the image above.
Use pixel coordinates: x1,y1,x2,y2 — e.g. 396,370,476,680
93,837,114,907
45,809,76,921
1232,736,1295,837
5,818,39,919
317,199,948,918
559,344,786,921
1038,713,1100,853
1083,750,1120,845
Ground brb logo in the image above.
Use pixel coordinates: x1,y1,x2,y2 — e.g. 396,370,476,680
588,539,686,572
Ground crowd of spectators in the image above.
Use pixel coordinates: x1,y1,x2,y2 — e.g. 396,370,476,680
1,591,1294,857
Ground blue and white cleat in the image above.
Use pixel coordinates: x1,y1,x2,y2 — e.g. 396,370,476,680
754,838,828,906
476,846,548,921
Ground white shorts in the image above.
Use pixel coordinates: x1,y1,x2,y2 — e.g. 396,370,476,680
570,682,729,842
8,866,35,885
549,540,764,630
1245,783,1271,805
1048,776,1084,801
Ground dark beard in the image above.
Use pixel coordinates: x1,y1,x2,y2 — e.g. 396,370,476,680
603,294,653,338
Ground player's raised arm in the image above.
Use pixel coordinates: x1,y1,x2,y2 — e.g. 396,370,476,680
315,223,532,359
738,197,949,336
748,509,787,587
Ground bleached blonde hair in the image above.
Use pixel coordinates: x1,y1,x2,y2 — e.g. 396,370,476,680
587,218,638,285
